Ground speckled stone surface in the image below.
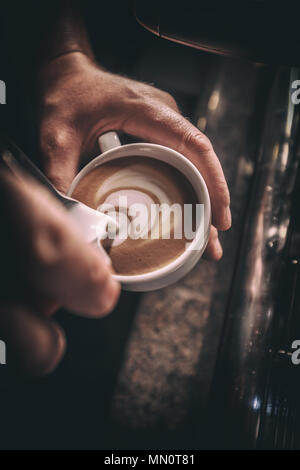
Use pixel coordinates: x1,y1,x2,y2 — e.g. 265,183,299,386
111,262,215,430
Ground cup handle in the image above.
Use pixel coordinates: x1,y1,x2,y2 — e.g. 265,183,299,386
98,131,121,153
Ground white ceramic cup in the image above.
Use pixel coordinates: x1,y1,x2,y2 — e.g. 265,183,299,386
68,132,211,291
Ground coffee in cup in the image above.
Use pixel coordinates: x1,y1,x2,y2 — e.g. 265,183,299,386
72,156,198,276
68,132,211,291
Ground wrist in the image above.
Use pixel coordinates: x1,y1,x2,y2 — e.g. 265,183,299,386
43,1,94,61
37,51,93,92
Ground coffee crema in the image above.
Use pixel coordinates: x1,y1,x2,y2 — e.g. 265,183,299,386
72,157,198,275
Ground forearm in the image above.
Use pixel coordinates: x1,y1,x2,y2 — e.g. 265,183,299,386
41,0,94,63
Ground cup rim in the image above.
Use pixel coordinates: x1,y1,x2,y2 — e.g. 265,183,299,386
68,142,211,284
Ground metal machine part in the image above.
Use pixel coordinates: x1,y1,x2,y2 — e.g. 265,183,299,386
206,67,300,449
135,1,300,65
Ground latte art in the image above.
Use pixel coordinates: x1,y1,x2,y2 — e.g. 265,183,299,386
95,165,182,245
72,157,199,275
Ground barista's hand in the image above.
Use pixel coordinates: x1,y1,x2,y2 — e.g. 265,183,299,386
0,170,120,375
38,52,231,260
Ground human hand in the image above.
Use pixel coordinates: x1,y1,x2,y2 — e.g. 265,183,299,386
0,169,120,375
38,52,231,259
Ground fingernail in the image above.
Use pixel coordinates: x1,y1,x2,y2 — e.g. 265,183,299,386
223,206,232,229
215,238,223,258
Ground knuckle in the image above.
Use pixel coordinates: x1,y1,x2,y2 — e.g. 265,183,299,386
41,91,63,111
121,80,148,107
40,125,71,159
190,132,213,153
177,128,213,155
30,222,67,269
161,91,178,110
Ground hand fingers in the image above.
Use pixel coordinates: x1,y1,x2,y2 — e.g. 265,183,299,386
27,295,60,318
202,225,223,261
122,102,231,231
0,304,65,376
28,212,121,317
1,172,121,317
22,178,121,317
40,121,81,193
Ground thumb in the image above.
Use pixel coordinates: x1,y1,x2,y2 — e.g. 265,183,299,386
40,121,81,193
0,304,66,376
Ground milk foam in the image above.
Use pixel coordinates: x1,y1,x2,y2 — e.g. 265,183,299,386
95,164,180,245
72,157,198,276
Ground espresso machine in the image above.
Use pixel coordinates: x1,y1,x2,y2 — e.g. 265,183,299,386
131,0,300,450
135,0,300,65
